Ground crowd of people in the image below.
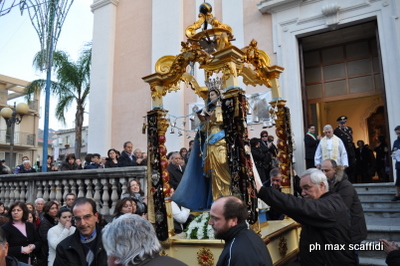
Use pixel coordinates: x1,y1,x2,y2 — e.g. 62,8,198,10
0,176,155,266
0,141,148,175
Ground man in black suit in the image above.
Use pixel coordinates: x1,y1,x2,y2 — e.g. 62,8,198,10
118,141,137,167
167,152,185,190
304,124,321,169
334,116,356,182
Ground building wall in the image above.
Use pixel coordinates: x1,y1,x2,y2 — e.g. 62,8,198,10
89,0,276,156
0,75,40,167
89,0,400,175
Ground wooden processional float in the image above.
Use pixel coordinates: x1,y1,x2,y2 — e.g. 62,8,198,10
142,3,300,265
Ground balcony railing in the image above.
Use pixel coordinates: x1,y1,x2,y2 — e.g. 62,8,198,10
0,130,36,146
0,166,147,216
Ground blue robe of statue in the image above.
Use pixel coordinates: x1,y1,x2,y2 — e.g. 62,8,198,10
171,130,213,210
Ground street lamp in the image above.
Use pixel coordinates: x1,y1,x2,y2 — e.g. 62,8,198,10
0,102,29,169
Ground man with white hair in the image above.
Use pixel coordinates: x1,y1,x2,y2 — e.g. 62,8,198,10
256,168,356,265
314,124,348,169
14,156,36,174
102,213,187,266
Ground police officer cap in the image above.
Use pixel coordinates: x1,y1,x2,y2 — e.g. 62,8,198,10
337,115,347,123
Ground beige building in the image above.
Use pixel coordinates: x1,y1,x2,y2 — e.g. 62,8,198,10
89,0,400,175
0,74,40,168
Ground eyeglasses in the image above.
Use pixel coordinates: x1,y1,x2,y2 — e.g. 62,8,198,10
74,214,93,222
262,135,268,137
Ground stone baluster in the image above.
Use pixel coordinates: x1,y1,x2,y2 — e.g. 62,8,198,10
0,180,5,202
9,182,15,203
42,180,49,201
101,178,110,215
55,180,63,204
110,178,119,215
77,180,85,198
120,177,128,198
69,179,77,197
49,180,56,201
85,179,93,199
19,181,26,202
93,179,101,213
4,182,10,207
62,179,69,205
36,180,43,200
14,182,21,202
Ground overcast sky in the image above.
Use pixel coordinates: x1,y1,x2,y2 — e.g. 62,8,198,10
0,0,93,130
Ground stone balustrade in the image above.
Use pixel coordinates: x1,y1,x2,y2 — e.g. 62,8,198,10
0,166,147,216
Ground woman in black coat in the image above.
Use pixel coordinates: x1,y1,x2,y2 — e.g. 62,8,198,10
37,201,59,266
1,202,42,264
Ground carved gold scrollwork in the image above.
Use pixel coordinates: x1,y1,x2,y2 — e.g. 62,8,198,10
278,236,288,257
186,13,206,38
197,247,214,266
155,56,176,74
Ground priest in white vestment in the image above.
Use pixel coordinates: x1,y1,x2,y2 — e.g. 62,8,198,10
314,124,348,168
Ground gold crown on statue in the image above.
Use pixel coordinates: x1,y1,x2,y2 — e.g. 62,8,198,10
205,77,224,92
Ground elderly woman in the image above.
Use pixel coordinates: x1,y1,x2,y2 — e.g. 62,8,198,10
122,179,147,216
102,214,187,265
38,200,59,265
47,208,76,266
1,202,42,264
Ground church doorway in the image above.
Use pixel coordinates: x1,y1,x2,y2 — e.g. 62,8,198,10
299,20,392,183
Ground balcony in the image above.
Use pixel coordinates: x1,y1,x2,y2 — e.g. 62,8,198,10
0,130,36,146
0,166,147,216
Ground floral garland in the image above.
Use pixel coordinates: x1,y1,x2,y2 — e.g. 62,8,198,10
185,212,215,240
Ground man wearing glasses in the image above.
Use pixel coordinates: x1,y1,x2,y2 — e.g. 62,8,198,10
54,198,107,266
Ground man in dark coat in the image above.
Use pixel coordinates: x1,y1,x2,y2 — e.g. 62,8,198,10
334,115,356,182
257,168,356,266
118,141,138,167
209,196,273,266
321,159,367,264
167,152,185,190
14,160,36,174
304,124,320,169
354,140,375,182
391,125,400,201
250,137,271,183
55,198,107,266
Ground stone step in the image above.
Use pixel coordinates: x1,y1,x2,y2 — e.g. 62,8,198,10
365,223,400,242
359,256,386,266
361,200,400,209
358,192,395,201
358,218,400,266
357,241,396,259
363,208,400,218
353,182,396,194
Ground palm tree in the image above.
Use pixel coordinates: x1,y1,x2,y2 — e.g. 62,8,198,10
24,45,91,159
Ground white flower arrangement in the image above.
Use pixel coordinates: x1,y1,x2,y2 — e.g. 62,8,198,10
185,212,215,240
